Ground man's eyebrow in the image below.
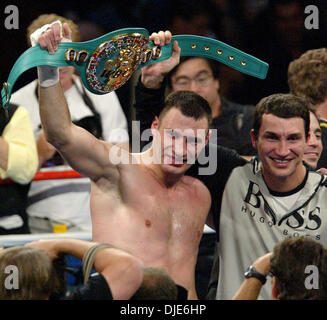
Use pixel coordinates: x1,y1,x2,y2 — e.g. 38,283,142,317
263,131,303,137
174,70,211,80
287,132,303,139
194,70,212,77
165,128,182,136
263,131,279,137
174,75,190,81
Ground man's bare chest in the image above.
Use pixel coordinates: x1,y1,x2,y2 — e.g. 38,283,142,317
121,176,209,237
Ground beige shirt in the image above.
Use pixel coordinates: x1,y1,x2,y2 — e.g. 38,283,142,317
0,106,38,184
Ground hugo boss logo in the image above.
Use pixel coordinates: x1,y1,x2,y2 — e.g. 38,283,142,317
243,181,322,233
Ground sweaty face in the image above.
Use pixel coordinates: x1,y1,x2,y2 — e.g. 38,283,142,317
251,114,307,185
303,112,322,169
152,108,209,175
171,58,219,113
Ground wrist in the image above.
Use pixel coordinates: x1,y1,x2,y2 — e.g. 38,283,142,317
37,66,59,88
252,253,272,275
244,265,267,285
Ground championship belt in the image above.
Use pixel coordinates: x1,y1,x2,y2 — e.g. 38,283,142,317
1,27,269,109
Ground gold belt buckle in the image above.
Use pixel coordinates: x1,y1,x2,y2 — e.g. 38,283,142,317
86,33,148,93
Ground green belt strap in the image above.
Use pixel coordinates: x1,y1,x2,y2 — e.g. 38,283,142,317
1,27,268,109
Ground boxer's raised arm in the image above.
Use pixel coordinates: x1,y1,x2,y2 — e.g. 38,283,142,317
36,22,127,181
39,82,123,181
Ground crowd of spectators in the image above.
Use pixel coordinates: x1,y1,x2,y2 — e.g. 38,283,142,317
0,0,327,301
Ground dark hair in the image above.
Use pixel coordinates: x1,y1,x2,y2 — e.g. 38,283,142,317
130,267,177,300
167,57,220,89
159,90,212,126
270,237,327,300
252,93,310,139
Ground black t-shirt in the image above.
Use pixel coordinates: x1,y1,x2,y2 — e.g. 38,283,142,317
63,274,113,300
187,143,247,239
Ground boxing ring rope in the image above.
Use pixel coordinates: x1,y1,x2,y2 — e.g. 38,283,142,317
0,168,91,247
0,231,92,247
0,169,84,184
0,168,215,247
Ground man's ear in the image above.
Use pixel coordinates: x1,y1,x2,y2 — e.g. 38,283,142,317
205,129,212,145
151,116,159,136
151,116,159,129
250,129,257,149
271,276,279,300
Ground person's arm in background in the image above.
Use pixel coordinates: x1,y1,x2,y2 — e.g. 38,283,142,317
27,239,144,300
0,106,38,184
232,252,272,300
37,131,57,167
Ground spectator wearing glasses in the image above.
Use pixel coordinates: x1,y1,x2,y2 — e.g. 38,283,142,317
135,52,256,157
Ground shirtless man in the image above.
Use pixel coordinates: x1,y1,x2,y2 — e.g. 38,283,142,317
35,22,211,299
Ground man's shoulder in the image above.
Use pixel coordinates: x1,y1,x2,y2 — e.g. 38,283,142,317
182,174,211,192
177,175,212,210
221,97,255,115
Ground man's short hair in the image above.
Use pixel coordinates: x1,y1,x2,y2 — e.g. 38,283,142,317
270,237,327,300
252,93,310,139
27,13,80,46
288,48,327,106
0,246,62,299
159,90,212,126
130,267,177,300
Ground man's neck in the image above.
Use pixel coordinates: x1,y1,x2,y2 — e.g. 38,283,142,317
262,163,307,194
141,149,183,188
